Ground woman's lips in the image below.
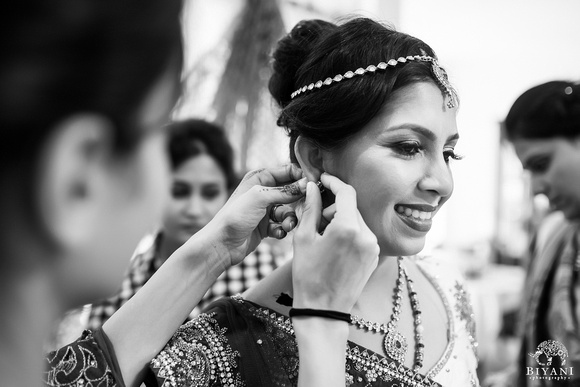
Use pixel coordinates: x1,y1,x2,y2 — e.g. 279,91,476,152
394,204,436,233
181,224,203,234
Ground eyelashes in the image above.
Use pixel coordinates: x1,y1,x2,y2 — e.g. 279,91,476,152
394,141,423,157
392,141,463,163
443,149,463,163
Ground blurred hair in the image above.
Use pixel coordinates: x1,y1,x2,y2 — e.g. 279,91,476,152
0,0,183,168
268,17,454,162
167,119,237,189
504,81,580,141
0,0,183,262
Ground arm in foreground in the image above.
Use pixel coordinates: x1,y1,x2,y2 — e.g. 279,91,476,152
48,165,306,387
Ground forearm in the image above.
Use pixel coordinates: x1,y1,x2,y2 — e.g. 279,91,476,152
293,317,349,387
102,229,230,387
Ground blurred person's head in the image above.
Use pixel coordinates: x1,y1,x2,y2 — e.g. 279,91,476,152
0,0,183,309
505,81,580,220
162,119,235,248
269,17,460,256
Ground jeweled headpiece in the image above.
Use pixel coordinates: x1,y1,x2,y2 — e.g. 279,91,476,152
290,54,457,108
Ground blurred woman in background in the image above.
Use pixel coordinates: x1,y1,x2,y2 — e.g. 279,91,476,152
498,81,580,387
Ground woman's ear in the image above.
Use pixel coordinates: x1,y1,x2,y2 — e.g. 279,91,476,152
36,114,114,251
294,136,324,181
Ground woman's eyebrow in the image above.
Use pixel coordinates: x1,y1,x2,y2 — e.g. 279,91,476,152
447,133,460,142
386,124,459,143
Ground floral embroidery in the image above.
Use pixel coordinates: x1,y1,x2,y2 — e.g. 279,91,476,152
45,330,116,387
152,313,244,387
453,282,478,356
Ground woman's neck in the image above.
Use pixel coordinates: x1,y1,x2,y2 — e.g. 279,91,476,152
0,265,60,387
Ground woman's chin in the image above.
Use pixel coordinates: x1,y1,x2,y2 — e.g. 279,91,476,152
380,237,426,257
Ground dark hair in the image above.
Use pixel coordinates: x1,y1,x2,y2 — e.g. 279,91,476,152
0,0,183,261
504,81,580,141
1,0,183,167
167,119,237,189
268,17,453,162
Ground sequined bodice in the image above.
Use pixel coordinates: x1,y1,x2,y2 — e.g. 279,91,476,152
150,256,480,387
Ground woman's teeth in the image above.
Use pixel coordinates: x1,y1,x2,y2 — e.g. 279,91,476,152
395,205,432,220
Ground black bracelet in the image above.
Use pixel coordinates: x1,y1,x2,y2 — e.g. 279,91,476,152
288,308,351,323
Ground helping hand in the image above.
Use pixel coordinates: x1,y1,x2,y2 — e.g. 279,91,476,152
194,164,307,269
292,173,379,313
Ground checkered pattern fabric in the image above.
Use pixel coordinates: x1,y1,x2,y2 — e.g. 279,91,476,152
86,231,289,330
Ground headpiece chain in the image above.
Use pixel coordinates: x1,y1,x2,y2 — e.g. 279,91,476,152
290,54,457,108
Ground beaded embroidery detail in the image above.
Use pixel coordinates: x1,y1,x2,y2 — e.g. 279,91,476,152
45,330,116,387
152,313,244,387
233,296,442,387
414,264,456,380
347,346,441,386
453,282,478,356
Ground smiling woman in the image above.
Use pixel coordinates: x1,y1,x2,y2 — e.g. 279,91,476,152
148,17,479,387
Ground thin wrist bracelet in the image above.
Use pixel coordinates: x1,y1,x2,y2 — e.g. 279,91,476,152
288,308,351,323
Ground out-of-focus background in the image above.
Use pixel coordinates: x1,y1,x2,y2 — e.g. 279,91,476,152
173,0,580,380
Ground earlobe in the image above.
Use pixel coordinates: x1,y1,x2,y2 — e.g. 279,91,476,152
36,114,114,250
294,136,325,181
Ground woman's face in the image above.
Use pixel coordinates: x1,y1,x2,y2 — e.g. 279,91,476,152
513,136,580,220
323,82,459,256
162,154,229,245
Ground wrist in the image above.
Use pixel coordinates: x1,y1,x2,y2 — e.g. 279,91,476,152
175,227,232,279
293,315,349,344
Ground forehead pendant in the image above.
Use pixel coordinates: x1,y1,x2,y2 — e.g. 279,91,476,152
421,49,457,109
291,50,458,109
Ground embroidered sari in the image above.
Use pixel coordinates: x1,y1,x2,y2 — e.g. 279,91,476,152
147,257,479,387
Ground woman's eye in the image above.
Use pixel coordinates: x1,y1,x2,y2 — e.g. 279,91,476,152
395,142,423,157
201,186,222,200
527,157,551,173
443,149,463,163
171,183,191,199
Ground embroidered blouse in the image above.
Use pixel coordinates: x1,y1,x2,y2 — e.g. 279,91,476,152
44,329,123,387
148,256,480,387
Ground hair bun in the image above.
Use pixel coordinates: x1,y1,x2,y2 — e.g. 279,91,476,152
269,19,336,108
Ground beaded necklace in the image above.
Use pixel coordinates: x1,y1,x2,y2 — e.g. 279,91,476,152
349,257,425,372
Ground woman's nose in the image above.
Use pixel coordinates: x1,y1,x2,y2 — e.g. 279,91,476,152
417,157,453,197
185,195,204,216
530,173,550,197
